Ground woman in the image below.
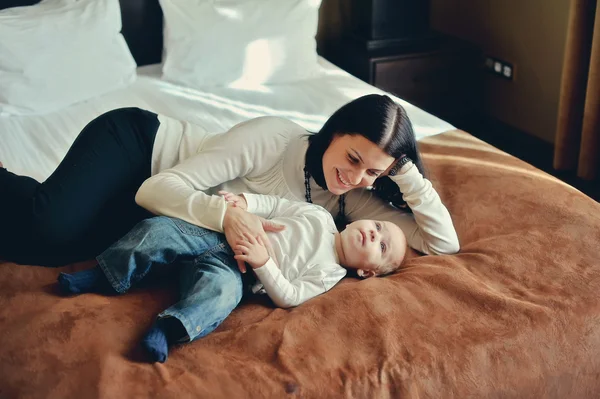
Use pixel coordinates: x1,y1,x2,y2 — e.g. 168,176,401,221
0,95,459,267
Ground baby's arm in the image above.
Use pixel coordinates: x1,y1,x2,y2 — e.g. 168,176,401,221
220,191,318,220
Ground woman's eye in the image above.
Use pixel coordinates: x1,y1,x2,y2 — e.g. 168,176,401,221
380,242,386,253
375,222,382,231
367,170,380,177
348,155,359,164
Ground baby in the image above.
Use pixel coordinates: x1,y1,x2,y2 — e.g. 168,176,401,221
58,192,407,363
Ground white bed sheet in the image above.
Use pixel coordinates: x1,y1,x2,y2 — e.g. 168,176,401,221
0,57,455,182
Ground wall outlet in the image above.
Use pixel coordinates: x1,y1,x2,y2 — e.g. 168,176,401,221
484,56,514,80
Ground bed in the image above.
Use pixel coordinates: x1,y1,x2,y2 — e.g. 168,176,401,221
1,1,600,398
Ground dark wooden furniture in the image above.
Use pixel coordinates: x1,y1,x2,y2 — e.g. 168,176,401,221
119,0,163,66
327,33,483,128
349,0,430,43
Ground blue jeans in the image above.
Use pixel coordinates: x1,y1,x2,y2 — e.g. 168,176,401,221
97,216,244,342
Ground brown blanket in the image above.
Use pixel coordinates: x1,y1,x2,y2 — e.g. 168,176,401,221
1,130,599,398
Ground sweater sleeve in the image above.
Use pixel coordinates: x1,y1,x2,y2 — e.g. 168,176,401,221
253,259,347,308
345,161,460,255
135,117,294,232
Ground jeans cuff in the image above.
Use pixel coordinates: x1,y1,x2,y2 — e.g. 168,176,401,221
158,310,195,343
96,255,130,294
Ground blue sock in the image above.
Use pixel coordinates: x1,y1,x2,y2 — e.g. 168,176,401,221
57,265,111,295
142,321,169,363
142,317,187,363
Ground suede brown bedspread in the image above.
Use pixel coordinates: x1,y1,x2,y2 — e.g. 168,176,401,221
1,130,600,399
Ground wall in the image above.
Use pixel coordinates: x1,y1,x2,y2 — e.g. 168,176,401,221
430,0,571,143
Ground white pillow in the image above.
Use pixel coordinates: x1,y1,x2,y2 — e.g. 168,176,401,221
160,0,323,89
0,0,137,116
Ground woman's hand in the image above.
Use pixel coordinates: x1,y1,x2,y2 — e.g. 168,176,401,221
222,204,285,273
233,233,270,269
219,191,247,210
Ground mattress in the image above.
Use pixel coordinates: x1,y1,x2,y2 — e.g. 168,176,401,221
0,57,454,182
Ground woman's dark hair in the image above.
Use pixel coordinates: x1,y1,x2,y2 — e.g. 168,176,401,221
305,94,426,219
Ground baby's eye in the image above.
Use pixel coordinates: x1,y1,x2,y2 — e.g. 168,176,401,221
380,241,386,253
375,222,382,231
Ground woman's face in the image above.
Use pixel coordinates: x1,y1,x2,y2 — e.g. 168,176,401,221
322,134,395,195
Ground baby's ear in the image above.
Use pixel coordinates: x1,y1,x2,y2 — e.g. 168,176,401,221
358,269,376,279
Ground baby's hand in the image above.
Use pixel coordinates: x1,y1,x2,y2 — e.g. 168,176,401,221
233,232,269,269
219,191,248,210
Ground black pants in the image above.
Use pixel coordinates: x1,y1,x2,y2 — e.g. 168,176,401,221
0,107,160,267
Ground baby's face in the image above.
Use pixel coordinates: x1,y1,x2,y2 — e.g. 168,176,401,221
338,220,407,276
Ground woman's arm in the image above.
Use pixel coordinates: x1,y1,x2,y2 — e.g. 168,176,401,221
345,161,460,255
135,116,294,232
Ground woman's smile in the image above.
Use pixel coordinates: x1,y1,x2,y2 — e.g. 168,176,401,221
336,168,352,188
